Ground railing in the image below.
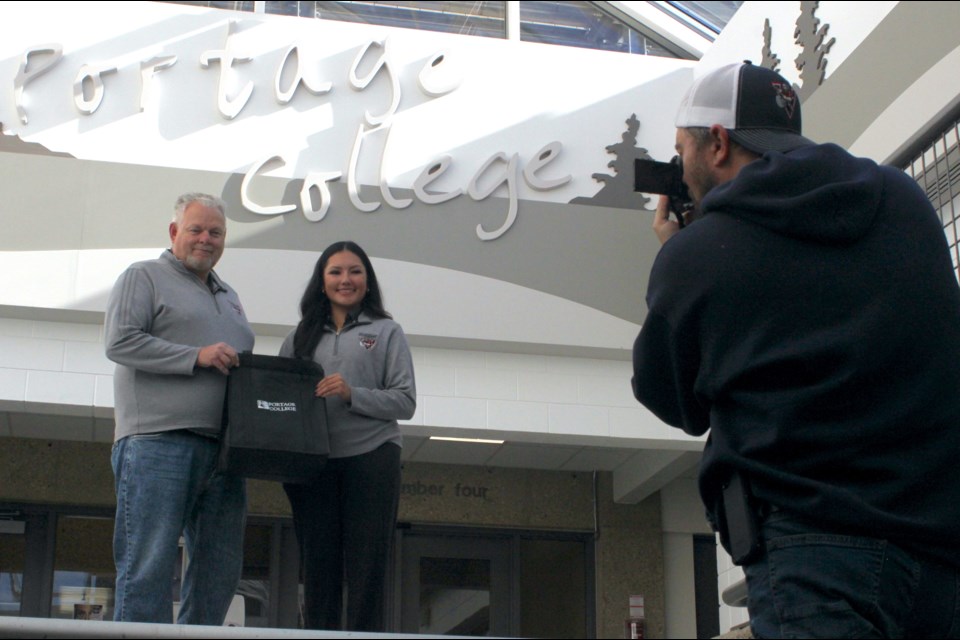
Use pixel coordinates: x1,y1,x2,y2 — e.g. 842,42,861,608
721,577,748,608
0,616,452,640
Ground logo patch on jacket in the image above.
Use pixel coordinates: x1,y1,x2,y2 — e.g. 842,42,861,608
359,333,377,350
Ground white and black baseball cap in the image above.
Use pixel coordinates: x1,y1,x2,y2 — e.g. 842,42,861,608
674,61,814,154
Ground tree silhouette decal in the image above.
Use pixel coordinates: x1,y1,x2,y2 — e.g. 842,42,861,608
794,0,834,101
760,18,781,72
758,2,835,102
570,113,654,209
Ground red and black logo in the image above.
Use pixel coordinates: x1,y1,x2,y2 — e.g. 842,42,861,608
359,333,377,350
771,82,798,120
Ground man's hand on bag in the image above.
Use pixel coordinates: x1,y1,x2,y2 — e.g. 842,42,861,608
315,373,352,402
197,342,239,375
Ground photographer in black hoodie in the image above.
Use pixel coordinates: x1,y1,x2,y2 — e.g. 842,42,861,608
632,62,960,638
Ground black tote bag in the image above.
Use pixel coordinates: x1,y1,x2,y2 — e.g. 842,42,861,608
219,352,330,483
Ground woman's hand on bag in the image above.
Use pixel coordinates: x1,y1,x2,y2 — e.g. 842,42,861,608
316,374,352,402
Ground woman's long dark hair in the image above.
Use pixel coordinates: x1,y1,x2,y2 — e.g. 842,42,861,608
292,241,392,359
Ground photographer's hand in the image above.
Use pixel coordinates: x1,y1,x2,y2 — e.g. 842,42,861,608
653,195,682,245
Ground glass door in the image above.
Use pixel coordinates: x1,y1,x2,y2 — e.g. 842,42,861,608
51,516,115,620
0,520,26,617
399,534,512,636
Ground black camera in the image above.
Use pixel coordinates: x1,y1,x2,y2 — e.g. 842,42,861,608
634,156,694,228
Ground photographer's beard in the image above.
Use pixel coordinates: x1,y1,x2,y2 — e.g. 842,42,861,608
682,154,718,209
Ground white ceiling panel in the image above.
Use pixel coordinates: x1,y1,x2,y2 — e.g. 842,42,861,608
560,447,635,471
410,438,504,465
400,435,428,461
9,412,94,441
484,442,581,470
93,418,115,443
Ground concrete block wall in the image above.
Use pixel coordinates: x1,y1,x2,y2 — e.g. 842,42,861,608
402,345,679,444
0,317,114,440
0,314,691,452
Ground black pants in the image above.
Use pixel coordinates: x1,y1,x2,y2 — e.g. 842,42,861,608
284,443,401,632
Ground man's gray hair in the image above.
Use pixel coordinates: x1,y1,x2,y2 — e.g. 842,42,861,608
683,126,753,157
684,126,713,148
172,193,227,224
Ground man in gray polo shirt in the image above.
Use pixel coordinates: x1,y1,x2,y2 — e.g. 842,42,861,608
105,192,255,624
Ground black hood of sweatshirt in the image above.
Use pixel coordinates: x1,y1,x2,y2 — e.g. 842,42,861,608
701,143,884,245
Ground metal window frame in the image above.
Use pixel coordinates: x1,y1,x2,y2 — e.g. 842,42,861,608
902,116,960,280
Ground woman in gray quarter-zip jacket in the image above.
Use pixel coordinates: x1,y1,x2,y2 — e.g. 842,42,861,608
279,240,415,633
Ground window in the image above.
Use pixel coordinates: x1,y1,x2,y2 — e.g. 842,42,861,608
520,1,672,56
159,1,692,57
0,521,26,617
282,1,507,38
902,117,960,280
662,1,743,36
51,516,115,620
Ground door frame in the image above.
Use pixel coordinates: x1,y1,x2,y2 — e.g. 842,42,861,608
392,524,596,637
398,531,513,635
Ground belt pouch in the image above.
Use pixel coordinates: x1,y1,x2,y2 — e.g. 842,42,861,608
717,470,763,565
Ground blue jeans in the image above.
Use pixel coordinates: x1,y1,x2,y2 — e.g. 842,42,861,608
744,510,960,638
111,431,246,624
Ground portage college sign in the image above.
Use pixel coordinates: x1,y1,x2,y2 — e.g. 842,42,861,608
0,2,693,341
1,1,693,244
8,20,573,241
